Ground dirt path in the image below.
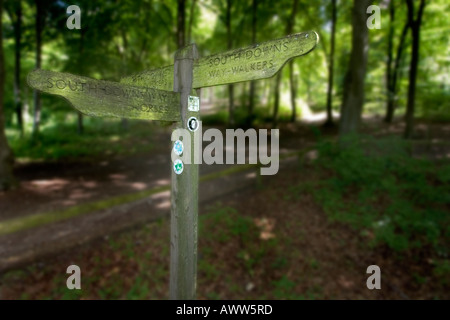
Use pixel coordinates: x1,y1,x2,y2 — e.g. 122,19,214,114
1,158,447,299
0,119,448,299
0,123,316,273
0,123,320,221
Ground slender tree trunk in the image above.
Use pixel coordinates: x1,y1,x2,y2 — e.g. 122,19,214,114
0,0,17,190
7,1,24,136
187,0,196,44
325,0,337,126
177,0,186,49
339,0,373,138
385,0,395,123
385,20,408,123
306,76,312,105
404,0,425,139
226,0,234,126
77,27,86,135
241,82,247,109
75,114,83,134
273,73,281,128
273,0,299,127
288,0,299,123
118,29,129,131
289,61,297,122
247,0,257,127
32,0,44,139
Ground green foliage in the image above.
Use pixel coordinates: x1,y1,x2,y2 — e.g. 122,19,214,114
126,276,151,300
2,0,450,138
202,102,301,127
200,204,278,275
433,260,450,286
417,85,450,121
272,275,320,300
299,136,450,252
201,105,259,126
7,117,154,160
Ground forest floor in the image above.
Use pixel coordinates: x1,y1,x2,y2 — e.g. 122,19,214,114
0,117,449,300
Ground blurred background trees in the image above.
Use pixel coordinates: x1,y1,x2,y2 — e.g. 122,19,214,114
0,1,449,299
0,0,16,190
0,0,449,189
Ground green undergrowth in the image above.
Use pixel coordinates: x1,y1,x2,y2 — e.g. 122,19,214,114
198,204,313,299
199,205,279,278
7,118,156,161
294,135,450,253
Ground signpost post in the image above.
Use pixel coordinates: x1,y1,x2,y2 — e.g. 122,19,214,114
170,44,200,300
27,31,319,300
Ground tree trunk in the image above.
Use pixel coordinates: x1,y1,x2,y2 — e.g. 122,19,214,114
7,1,24,136
77,26,85,135
339,0,372,138
273,73,281,128
0,0,17,190
273,0,299,126
385,0,395,123
187,0,196,44
288,0,299,123
177,0,186,49
247,0,257,127
241,82,247,109
325,0,337,126
226,0,234,126
404,0,425,139
289,61,297,122
32,0,44,139
77,113,84,135
385,20,408,123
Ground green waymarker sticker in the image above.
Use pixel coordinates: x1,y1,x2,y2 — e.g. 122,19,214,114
28,69,181,121
121,31,318,90
173,159,184,175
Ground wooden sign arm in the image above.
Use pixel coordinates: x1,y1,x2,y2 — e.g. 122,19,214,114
27,69,181,121
193,30,319,88
121,31,319,90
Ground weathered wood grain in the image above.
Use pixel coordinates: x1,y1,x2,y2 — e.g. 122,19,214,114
193,31,319,88
170,44,200,300
120,65,174,91
121,31,318,90
27,69,180,121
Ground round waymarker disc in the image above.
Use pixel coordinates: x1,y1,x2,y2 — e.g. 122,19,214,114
173,140,184,156
187,117,199,132
173,159,184,175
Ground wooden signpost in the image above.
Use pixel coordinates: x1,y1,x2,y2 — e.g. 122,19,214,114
27,31,319,300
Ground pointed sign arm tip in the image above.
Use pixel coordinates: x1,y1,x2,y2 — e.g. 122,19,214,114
191,30,320,88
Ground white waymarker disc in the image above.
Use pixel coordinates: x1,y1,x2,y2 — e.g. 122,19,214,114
173,140,184,156
173,159,184,175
